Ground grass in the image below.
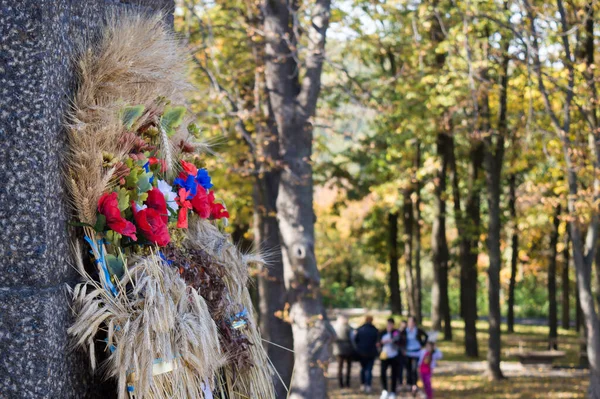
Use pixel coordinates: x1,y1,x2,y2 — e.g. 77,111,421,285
434,373,587,399
332,315,589,398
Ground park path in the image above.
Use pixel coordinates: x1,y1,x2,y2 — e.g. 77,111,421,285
326,359,588,398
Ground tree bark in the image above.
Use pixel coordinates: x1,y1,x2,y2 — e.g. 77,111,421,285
525,0,600,393
414,141,423,324
254,139,294,397
483,14,509,378
389,212,402,315
507,174,519,334
562,228,571,330
450,135,483,357
576,273,582,333
431,133,452,340
548,205,561,349
262,1,333,397
403,189,416,316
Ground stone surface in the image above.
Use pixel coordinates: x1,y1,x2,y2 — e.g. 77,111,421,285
0,1,173,397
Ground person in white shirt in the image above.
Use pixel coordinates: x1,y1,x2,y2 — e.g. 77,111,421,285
378,318,400,399
400,316,428,394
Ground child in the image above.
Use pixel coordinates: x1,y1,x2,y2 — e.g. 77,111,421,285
418,341,442,399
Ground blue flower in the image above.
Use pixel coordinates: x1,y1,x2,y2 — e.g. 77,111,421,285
143,161,154,184
173,174,197,198
196,168,213,190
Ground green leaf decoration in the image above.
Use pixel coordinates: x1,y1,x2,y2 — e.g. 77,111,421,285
137,192,148,204
137,171,153,193
94,214,106,232
160,106,186,137
117,188,130,211
125,171,140,189
121,105,145,130
187,122,200,136
105,254,125,279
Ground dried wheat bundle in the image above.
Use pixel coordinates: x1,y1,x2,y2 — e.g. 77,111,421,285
185,220,276,398
64,12,276,399
68,247,225,399
66,13,189,224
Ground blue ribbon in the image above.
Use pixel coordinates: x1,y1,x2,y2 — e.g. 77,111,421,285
231,308,249,329
84,236,118,296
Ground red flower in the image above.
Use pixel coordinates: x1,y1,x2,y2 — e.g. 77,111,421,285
207,191,229,219
190,188,211,218
145,187,168,224
181,160,198,176
210,202,229,219
175,188,193,228
98,193,137,240
149,157,167,174
132,202,170,246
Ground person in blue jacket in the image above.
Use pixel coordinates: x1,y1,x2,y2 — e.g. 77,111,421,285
354,315,379,393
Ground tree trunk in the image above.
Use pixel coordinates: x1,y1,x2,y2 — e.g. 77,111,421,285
262,1,333,397
548,205,561,349
431,133,451,340
595,235,600,311
507,174,519,334
254,141,294,397
403,189,416,316
450,136,483,357
414,141,423,324
483,22,509,379
562,229,571,330
389,212,402,315
576,277,582,333
569,222,600,397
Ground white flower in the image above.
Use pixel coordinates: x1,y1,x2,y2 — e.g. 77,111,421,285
157,179,179,213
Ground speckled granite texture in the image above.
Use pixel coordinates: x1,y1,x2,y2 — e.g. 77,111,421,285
0,1,173,397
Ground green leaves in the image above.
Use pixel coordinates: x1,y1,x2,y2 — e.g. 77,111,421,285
94,214,106,232
116,188,130,211
121,105,145,130
160,106,186,137
105,254,125,279
137,171,153,193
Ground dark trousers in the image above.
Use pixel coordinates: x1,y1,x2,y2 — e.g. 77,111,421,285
359,356,375,387
337,355,352,388
381,356,399,392
406,356,419,386
397,353,405,386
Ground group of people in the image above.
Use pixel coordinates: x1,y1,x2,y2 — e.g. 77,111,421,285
333,315,442,399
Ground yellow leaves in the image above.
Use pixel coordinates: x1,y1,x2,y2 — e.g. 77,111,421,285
553,184,568,196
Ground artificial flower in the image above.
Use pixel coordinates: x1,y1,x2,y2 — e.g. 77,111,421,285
149,157,167,174
190,188,211,218
157,179,178,214
196,168,213,190
132,202,170,246
175,188,193,228
173,172,198,198
98,192,137,240
145,187,168,223
207,191,229,219
210,202,229,219
181,159,198,176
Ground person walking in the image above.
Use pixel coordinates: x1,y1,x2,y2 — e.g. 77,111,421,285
378,318,400,399
418,341,443,399
401,316,428,394
355,315,379,393
397,320,407,391
333,314,355,388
